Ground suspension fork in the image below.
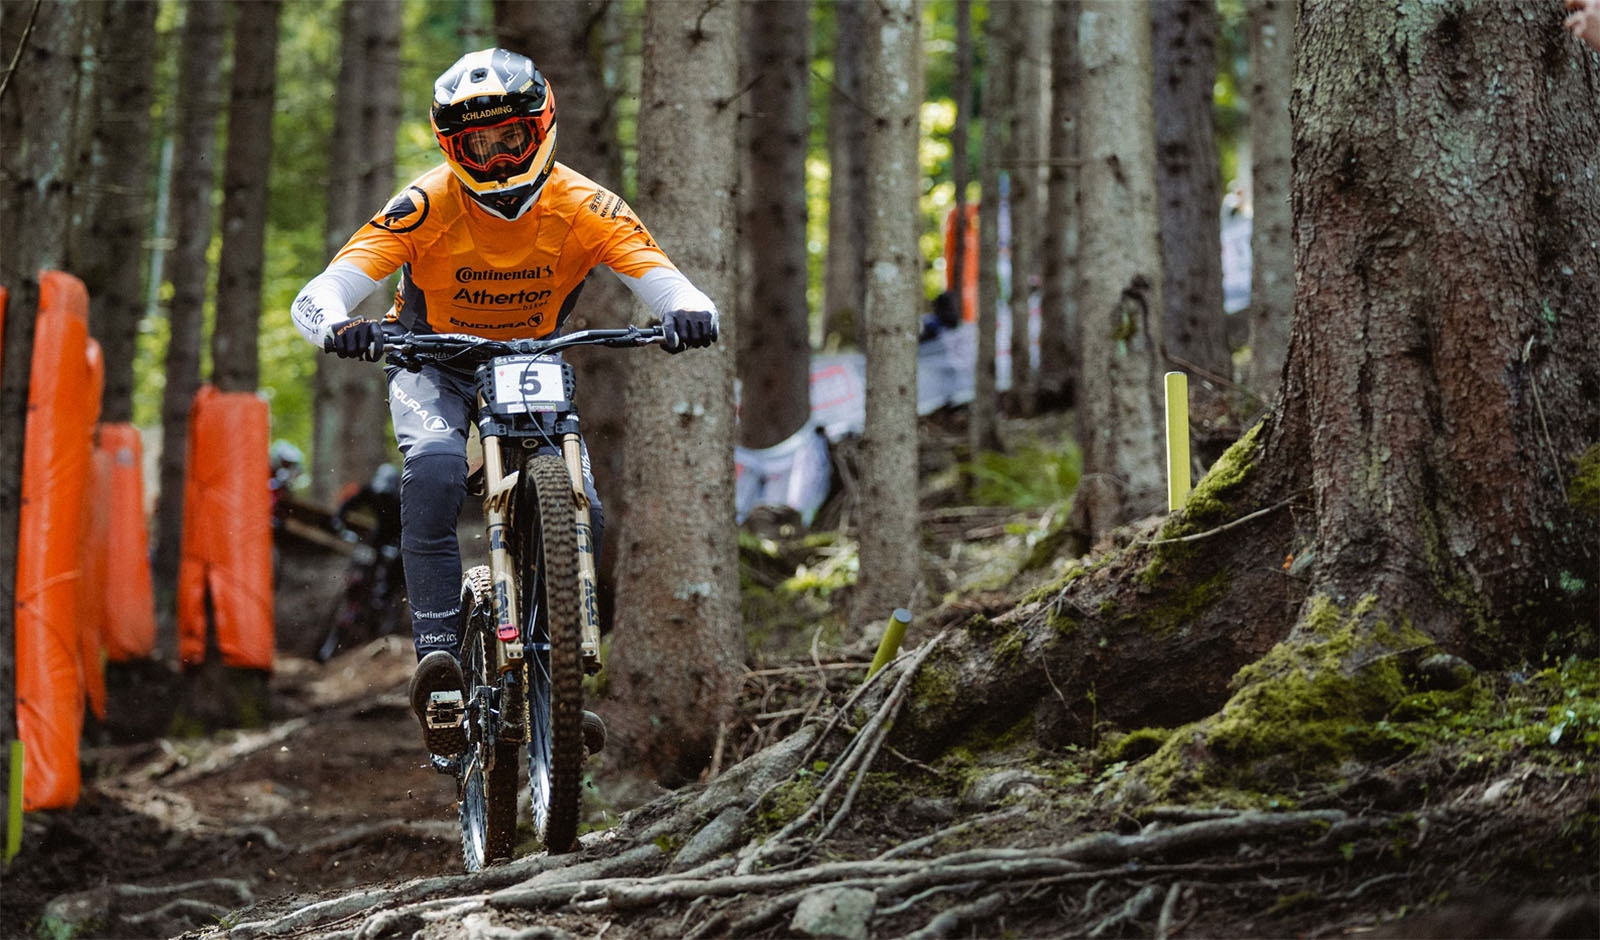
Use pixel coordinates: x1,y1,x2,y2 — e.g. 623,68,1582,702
560,431,604,672
479,426,524,674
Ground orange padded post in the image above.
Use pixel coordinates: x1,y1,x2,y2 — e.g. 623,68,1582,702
15,271,95,810
78,342,108,721
97,423,158,661
176,387,275,671
943,203,979,323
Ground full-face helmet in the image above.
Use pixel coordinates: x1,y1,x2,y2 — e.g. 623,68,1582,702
430,48,557,220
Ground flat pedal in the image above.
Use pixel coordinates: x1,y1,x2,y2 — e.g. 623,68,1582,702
423,690,466,757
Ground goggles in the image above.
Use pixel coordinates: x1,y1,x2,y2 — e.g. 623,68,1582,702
443,117,543,175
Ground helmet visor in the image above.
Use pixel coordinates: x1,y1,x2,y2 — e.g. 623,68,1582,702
444,117,543,178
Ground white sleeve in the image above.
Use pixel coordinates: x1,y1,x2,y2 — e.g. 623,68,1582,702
612,267,720,327
291,261,382,347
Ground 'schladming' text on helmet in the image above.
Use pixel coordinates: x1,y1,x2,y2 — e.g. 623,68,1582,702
430,48,557,221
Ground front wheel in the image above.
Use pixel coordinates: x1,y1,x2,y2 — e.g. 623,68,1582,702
457,565,519,871
520,454,586,854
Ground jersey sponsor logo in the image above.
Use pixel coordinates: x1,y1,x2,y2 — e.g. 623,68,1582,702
451,287,553,307
455,265,553,282
447,311,547,331
370,186,430,233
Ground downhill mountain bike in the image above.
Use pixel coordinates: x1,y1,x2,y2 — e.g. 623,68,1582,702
336,325,666,869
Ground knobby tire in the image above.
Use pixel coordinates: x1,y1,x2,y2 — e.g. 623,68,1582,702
521,454,585,854
457,565,519,870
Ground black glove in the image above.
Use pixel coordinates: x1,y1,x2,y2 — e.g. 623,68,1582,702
660,309,718,353
327,318,385,361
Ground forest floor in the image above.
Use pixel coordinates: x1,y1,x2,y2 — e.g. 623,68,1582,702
3,411,1597,940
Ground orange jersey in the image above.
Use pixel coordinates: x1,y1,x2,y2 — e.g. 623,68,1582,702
332,162,678,340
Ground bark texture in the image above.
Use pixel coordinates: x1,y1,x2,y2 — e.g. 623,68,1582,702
850,0,924,629
1067,0,1167,545
1152,0,1229,386
1006,0,1047,414
970,0,1011,458
210,0,280,393
738,0,813,450
78,0,159,424
1037,0,1080,409
606,0,743,787
152,0,227,654
1244,0,1294,403
311,0,401,502
822,0,867,349
1285,0,1599,647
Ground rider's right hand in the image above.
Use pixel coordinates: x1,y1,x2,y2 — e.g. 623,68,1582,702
327,317,385,361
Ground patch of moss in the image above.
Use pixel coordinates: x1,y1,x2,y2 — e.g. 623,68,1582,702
1139,595,1413,794
750,772,824,838
1570,443,1600,520
1102,726,1172,764
1160,420,1263,536
1128,569,1233,639
991,627,1028,667
910,658,961,713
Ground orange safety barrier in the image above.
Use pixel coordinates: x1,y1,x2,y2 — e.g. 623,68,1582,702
943,203,979,323
15,271,95,811
79,342,108,721
97,423,158,661
177,386,275,671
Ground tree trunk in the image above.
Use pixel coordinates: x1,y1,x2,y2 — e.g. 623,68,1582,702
1006,0,1046,416
1152,0,1229,395
498,0,635,633
210,0,280,393
0,0,94,753
1243,0,1294,404
1037,0,1080,409
850,0,924,630
822,0,867,350
311,0,400,502
1066,0,1167,547
606,0,743,789
970,0,1011,459
152,0,227,652
898,0,1600,793
77,0,159,425
738,0,812,450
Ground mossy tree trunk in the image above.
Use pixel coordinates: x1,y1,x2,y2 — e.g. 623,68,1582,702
896,0,1600,787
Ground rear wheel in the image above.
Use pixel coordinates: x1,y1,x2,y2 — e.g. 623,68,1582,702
457,565,519,871
521,454,585,854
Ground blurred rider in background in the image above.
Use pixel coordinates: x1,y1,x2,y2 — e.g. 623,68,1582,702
289,48,718,758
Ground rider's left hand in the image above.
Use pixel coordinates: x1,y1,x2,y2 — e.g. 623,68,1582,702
661,309,718,353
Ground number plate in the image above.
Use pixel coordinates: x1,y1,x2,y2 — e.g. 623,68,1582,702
489,355,569,414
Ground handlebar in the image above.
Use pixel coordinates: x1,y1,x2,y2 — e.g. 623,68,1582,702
323,325,667,369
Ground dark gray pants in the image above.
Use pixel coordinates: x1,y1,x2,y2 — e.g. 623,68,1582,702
387,363,601,660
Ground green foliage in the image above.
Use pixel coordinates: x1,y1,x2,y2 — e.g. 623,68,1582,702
960,441,1082,509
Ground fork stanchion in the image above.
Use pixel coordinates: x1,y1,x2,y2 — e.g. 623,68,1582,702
868,608,914,679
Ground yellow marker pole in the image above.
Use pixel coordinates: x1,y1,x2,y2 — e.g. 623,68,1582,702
1165,372,1191,511
6,740,22,863
868,608,913,678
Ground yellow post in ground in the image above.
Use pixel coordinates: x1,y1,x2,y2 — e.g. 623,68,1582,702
6,740,22,862
868,608,913,678
1165,372,1191,511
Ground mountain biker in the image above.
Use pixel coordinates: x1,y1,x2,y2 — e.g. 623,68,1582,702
290,48,719,758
